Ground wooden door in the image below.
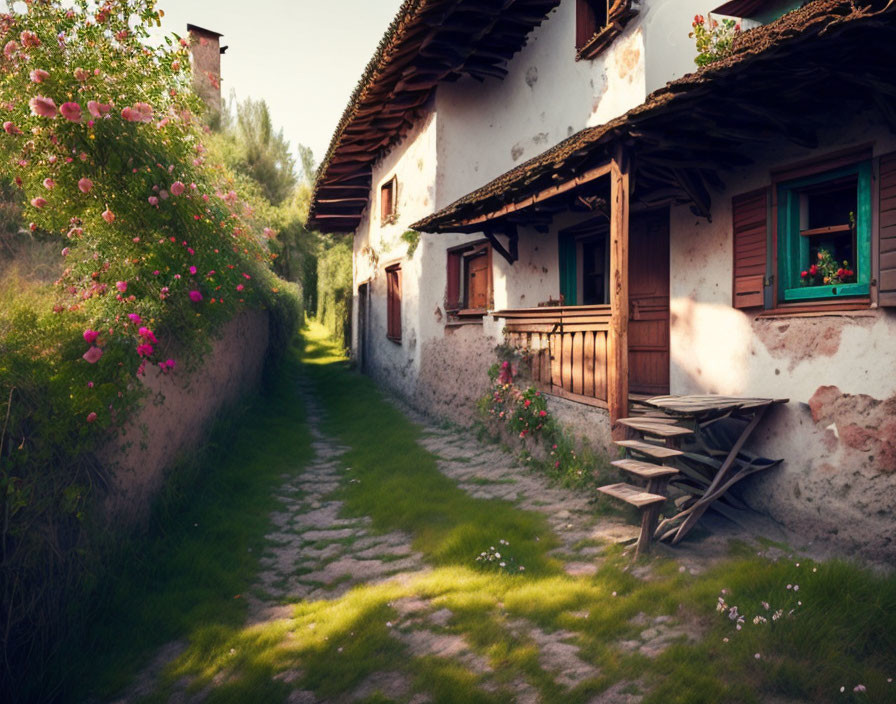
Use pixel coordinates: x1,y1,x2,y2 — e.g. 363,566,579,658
465,251,489,309
628,209,670,395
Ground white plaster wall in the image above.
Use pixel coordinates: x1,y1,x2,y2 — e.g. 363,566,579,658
642,1,721,94
668,113,896,559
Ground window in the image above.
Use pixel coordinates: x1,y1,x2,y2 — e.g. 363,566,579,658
558,220,609,305
446,242,492,317
776,162,871,302
575,0,638,60
386,263,401,341
380,176,397,225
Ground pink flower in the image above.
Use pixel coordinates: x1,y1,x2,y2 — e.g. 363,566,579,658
60,102,82,122
73,67,89,81
236,284,244,292
115,281,127,293
3,121,21,135
136,343,154,357
83,329,99,344
20,30,40,47
188,290,202,303
83,346,103,364
102,207,115,223
61,247,69,257
170,181,185,196
189,265,197,275
30,197,47,209
263,227,275,238
86,412,98,423
42,178,55,190
147,196,159,206
138,327,158,343
3,41,18,59
121,102,153,123
29,96,58,118
29,68,50,83
87,100,111,118
78,178,93,193
128,313,142,325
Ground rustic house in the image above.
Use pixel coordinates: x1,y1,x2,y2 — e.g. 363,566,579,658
309,0,896,559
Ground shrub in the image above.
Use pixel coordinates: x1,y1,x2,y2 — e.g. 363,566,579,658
0,2,299,697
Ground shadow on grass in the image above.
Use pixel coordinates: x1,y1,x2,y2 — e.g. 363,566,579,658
61,326,896,704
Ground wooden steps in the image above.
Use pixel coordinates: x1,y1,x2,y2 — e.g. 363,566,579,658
617,417,694,438
611,459,679,480
597,483,667,508
614,440,684,459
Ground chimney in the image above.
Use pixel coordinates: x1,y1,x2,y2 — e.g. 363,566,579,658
187,24,226,115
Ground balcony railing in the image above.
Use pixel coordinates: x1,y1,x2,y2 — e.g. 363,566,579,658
492,305,612,406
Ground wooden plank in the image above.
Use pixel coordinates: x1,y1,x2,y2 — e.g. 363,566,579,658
608,146,630,436
597,482,666,508
617,418,694,437
611,459,679,480
572,332,584,395
595,331,608,401
583,331,595,398
561,332,573,391
615,439,684,459
550,333,561,388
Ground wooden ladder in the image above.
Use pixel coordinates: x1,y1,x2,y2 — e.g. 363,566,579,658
597,417,691,557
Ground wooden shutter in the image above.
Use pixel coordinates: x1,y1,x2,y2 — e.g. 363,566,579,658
446,250,461,311
576,0,600,49
386,264,401,340
732,188,768,309
879,152,896,306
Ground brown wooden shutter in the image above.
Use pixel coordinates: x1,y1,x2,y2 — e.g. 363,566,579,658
386,264,401,340
446,251,461,311
732,188,769,309
879,152,896,306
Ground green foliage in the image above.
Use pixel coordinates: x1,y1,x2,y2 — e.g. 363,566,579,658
316,236,352,351
0,2,301,696
689,14,742,67
401,228,420,258
800,248,856,286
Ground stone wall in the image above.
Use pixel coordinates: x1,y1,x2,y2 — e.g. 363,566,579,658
100,309,270,524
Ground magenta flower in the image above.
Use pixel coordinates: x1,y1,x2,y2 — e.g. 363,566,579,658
42,178,55,190
115,281,127,293
77,178,93,193
102,207,115,223
127,313,142,325
138,327,158,343
189,265,197,275
3,41,18,59
86,412,98,423
30,197,47,209
236,284,244,292
3,121,21,135
83,329,99,344
170,181,185,196
147,195,159,206
83,346,103,364
165,359,175,369
29,68,50,83
60,102,82,122
188,290,202,302
29,96,58,118
136,343,154,357
61,247,69,257
87,100,111,118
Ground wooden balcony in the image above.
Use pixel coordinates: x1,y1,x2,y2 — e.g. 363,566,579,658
492,305,612,407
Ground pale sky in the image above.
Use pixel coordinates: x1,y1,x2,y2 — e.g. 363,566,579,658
3,0,406,173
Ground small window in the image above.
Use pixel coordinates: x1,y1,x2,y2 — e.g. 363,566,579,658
446,241,492,317
386,263,401,342
381,176,397,225
776,162,871,302
575,0,637,60
558,220,609,305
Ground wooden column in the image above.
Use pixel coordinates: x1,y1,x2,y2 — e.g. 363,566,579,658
608,146,630,439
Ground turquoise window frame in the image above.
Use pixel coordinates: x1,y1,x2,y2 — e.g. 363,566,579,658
559,232,577,305
776,161,871,302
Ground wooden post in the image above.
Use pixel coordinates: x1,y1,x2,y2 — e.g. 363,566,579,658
608,146,630,440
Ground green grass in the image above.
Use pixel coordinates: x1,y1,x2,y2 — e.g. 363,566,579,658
63,324,896,704
57,340,314,703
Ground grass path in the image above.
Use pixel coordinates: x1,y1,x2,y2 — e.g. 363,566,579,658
70,324,896,704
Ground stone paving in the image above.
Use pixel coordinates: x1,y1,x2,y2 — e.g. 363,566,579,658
111,383,710,704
